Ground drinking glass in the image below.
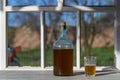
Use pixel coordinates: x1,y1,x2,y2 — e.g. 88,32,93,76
84,56,96,77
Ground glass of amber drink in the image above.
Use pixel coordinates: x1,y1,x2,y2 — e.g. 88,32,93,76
84,56,96,77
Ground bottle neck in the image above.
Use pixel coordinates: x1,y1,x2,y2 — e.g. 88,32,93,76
59,27,67,39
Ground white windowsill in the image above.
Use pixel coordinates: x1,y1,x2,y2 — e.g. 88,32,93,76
5,66,109,71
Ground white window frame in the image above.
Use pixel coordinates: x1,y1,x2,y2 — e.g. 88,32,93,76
0,0,119,70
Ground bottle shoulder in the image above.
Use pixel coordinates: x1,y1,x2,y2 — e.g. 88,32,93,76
53,38,73,49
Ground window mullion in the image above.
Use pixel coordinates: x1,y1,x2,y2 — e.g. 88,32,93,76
0,0,7,69
0,0,3,69
58,0,63,7
115,0,120,70
76,11,81,69
56,0,63,11
5,6,115,12
40,11,45,69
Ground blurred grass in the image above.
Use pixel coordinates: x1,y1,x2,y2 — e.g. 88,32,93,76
16,48,40,66
16,46,114,67
80,46,114,66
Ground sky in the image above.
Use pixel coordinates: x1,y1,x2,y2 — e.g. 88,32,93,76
7,0,115,6
7,12,77,27
7,0,115,27
7,0,57,6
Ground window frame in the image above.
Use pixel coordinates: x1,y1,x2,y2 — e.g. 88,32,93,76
0,0,118,70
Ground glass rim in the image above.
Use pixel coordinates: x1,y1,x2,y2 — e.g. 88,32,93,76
84,56,96,59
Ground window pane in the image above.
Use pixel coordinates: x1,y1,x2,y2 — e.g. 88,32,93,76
45,12,77,67
80,12,115,66
7,0,57,6
7,12,41,67
64,0,115,6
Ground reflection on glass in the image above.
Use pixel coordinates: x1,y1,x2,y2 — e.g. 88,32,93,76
45,12,77,67
7,12,41,66
80,12,114,66
7,0,57,6
64,0,115,6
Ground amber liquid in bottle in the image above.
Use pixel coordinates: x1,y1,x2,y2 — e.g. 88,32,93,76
53,22,73,76
53,49,73,76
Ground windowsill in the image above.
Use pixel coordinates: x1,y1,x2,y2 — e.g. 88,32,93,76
5,66,115,71
0,67,119,80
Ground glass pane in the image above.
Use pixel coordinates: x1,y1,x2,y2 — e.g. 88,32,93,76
64,0,115,6
45,12,77,67
80,12,115,66
7,12,41,67
7,0,57,6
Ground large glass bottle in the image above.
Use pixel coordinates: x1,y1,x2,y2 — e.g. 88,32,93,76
53,22,73,76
